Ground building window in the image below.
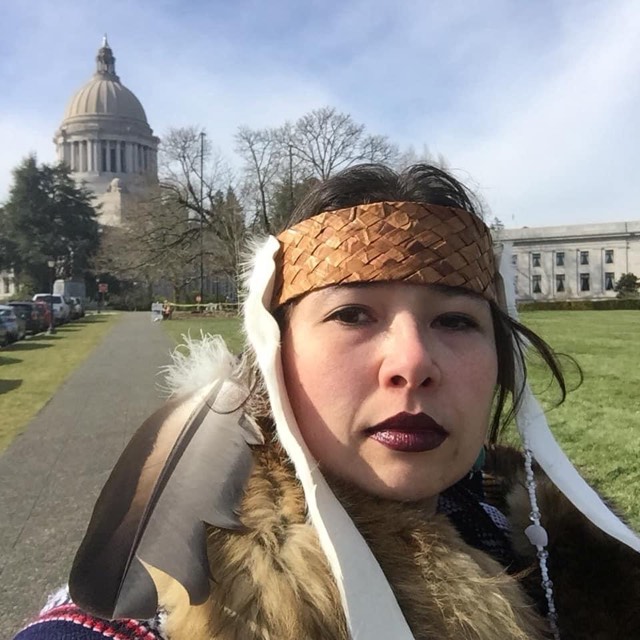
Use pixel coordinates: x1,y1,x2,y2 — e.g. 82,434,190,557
605,249,614,264
532,252,541,268
556,251,565,267
580,251,589,265
511,254,518,266
580,273,590,292
556,274,565,292
605,272,615,291
120,143,127,173
101,142,107,172
532,275,542,294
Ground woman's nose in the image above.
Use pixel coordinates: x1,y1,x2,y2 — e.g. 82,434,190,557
378,319,441,390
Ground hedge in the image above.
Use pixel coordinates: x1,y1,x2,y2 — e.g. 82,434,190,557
518,298,640,311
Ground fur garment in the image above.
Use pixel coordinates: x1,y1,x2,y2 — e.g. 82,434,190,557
486,446,640,640
155,442,547,640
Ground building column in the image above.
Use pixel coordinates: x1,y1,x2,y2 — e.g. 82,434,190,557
115,141,121,173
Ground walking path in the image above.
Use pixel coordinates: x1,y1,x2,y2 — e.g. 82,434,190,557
0,312,174,637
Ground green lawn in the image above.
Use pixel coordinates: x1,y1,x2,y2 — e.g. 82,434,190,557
0,313,120,452
162,309,640,527
161,314,245,353
518,310,640,527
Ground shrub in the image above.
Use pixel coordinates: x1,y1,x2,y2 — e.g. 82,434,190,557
518,299,640,311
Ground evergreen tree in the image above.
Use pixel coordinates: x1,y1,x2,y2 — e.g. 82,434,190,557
614,273,639,298
0,155,100,292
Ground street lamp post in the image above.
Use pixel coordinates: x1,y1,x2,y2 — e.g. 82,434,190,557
96,277,101,314
199,131,206,308
47,259,56,335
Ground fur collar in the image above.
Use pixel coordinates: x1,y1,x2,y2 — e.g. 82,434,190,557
154,444,548,640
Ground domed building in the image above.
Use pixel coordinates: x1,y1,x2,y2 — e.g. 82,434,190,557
53,37,159,226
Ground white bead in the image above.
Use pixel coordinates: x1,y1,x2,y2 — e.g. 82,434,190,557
525,524,549,547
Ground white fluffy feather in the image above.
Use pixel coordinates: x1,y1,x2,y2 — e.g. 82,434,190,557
159,332,238,398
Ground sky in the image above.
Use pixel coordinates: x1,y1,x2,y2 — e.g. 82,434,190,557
2,0,640,227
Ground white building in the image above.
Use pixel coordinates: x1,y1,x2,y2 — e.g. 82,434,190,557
499,221,640,301
1,38,159,301
53,36,159,226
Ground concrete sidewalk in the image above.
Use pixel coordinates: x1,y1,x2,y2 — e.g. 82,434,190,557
0,312,174,637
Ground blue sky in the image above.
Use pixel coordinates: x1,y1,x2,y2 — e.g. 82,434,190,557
2,0,640,226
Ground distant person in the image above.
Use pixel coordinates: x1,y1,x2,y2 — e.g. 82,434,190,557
15,165,640,639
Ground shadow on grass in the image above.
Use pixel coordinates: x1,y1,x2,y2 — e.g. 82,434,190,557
4,340,54,351
0,355,22,366
0,379,22,394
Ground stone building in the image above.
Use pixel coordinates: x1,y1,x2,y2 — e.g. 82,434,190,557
53,36,159,226
499,221,640,301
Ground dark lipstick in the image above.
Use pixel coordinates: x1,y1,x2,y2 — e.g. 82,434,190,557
366,412,449,452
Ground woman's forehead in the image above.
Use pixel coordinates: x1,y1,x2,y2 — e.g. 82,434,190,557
309,281,488,303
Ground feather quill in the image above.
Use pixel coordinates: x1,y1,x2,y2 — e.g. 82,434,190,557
70,369,263,620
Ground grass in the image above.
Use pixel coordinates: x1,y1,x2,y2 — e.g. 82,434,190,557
163,309,640,527
161,314,245,353
518,310,640,528
0,313,120,452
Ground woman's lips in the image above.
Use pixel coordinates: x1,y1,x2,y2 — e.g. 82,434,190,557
366,412,449,453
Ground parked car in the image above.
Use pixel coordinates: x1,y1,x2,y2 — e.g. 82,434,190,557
32,293,71,325
0,305,24,341
8,301,46,334
0,316,9,346
69,297,85,319
33,300,53,330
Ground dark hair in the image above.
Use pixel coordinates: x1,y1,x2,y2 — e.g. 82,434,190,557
275,163,574,440
280,164,481,231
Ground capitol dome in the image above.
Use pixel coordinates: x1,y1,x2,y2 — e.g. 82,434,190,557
62,37,148,124
63,77,148,123
54,37,159,227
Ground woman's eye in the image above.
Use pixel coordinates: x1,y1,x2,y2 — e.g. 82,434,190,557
434,313,479,331
327,306,373,326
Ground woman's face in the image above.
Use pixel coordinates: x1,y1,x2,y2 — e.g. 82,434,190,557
281,282,498,503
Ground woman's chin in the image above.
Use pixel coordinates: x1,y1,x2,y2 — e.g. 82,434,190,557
347,468,447,504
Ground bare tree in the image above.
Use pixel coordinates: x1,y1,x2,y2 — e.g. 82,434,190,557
235,127,282,233
160,126,232,227
394,144,446,171
284,106,398,180
94,193,201,301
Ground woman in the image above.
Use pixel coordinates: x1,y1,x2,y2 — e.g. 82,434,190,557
16,164,640,640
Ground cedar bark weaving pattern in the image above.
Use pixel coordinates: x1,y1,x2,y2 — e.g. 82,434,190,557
272,201,497,307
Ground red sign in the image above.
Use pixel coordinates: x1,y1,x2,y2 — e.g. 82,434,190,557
98,283,109,293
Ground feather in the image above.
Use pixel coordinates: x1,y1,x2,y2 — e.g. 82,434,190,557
243,236,415,639
159,333,238,398
498,241,640,552
69,376,263,620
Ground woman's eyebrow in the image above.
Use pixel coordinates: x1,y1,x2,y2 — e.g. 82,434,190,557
429,284,486,302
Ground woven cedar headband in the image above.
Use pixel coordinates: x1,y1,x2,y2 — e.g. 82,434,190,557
271,201,498,308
